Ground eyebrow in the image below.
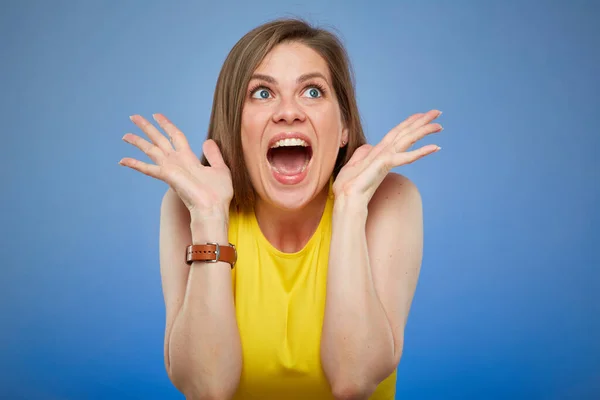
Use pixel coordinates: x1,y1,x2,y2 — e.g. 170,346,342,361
249,72,329,85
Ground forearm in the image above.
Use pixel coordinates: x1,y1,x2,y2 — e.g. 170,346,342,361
321,198,396,398
168,217,242,400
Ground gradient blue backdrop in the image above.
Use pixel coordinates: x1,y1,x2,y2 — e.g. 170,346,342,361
2,1,599,399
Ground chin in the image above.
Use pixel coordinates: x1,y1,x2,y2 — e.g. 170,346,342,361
256,163,331,212
261,175,319,211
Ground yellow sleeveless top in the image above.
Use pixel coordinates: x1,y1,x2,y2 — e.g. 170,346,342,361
227,178,397,399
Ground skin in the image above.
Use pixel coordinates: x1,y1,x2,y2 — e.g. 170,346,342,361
321,110,442,398
119,40,443,399
241,41,348,252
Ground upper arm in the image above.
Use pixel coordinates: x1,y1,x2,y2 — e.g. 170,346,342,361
366,172,424,363
159,188,192,374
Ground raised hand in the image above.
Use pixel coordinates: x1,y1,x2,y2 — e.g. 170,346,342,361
333,109,443,205
119,113,233,219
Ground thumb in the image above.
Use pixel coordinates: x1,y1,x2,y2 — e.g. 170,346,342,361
202,139,227,169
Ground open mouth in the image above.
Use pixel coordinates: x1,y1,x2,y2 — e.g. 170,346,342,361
267,145,313,176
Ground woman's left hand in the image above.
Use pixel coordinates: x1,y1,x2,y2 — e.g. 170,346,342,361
332,109,443,206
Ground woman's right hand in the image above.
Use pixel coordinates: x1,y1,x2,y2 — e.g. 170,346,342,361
119,113,233,220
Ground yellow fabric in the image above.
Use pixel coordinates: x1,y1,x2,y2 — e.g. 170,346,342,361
227,178,397,399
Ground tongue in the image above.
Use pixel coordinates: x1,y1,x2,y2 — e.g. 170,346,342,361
269,147,308,175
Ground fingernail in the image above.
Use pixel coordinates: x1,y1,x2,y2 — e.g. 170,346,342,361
436,146,442,151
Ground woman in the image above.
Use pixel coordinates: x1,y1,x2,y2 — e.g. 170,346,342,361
119,18,442,400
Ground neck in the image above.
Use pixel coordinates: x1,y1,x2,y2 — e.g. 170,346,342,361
254,183,330,253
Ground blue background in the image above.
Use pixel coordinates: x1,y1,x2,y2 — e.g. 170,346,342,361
2,1,599,399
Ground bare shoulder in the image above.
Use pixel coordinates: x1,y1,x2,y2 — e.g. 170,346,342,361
365,172,423,248
162,187,184,208
367,172,421,215
161,188,189,220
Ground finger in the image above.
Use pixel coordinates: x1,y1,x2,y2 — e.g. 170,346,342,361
396,112,426,131
122,133,164,163
394,122,443,153
379,113,425,146
130,114,173,151
391,144,441,166
152,113,191,151
203,139,227,169
118,157,162,178
404,109,442,134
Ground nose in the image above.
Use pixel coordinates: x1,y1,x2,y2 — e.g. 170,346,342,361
272,96,306,125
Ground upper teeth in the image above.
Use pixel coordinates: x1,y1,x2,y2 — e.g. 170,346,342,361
270,138,309,148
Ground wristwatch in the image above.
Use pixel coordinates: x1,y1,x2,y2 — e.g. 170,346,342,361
185,242,237,268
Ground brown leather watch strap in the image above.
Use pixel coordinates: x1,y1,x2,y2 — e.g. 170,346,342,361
186,243,237,268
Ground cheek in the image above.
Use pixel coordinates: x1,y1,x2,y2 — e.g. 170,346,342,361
241,116,260,155
313,106,344,141
240,109,268,177
241,107,269,140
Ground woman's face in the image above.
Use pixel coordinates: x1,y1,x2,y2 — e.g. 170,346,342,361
241,41,348,211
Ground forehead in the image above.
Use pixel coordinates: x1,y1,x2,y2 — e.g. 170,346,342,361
253,41,331,82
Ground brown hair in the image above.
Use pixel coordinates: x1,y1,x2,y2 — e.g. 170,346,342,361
200,18,367,212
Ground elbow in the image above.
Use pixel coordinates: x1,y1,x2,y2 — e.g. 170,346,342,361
165,324,241,399
331,384,366,400
184,385,236,400
169,373,237,400
327,370,378,400
166,365,187,397
168,362,238,400
330,378,375,400
166,364,190,398
329,355,402,400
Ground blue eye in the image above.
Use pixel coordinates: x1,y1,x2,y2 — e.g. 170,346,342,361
252,88,271,99
303,87,322,98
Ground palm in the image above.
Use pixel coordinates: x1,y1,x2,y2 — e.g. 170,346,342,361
119,113,233,215
333,110,443,204
159,149,232,213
